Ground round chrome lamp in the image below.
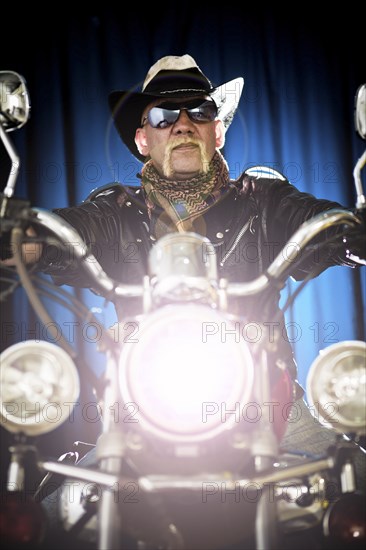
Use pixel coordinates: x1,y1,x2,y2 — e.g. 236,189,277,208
0,340,80,436
306,340,366,435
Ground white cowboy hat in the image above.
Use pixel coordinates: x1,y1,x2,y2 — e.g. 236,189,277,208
108,54,244,161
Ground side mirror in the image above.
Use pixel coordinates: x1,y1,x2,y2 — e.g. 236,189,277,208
0,71,30,200
0,71,30,131
355,83,366,140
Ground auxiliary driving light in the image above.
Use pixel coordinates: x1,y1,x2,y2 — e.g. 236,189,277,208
118,304,255,443
0,340,80,436
306,340,366,435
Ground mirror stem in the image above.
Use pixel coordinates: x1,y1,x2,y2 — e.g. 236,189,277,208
0,122,20,199
354,149,366,209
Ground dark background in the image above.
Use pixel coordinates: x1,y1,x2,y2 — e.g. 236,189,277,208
1,7,365,489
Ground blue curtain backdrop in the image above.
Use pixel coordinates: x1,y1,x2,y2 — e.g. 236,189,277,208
0,9,365,461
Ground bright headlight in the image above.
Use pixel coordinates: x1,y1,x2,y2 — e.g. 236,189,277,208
306,340,366,435
0,340,80,436
119,304,254,443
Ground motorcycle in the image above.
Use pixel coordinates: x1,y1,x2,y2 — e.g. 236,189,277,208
0,71,365,550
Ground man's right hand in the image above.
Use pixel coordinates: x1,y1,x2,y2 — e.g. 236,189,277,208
0,226,43,266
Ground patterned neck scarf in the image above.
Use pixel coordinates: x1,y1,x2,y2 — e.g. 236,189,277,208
141,150,230,235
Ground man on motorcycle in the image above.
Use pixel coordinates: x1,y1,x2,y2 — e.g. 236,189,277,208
1,54,365,548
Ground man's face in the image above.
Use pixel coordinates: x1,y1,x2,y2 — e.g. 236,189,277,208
135,96,225,180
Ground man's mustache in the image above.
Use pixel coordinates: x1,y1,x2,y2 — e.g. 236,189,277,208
162,137,210,179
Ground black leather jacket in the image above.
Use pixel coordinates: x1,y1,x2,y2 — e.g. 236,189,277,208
41,167,361,383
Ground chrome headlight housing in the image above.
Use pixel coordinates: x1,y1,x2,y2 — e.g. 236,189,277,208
306,340,366,435
0,340,80,436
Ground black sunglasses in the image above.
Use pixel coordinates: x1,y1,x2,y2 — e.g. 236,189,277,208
141,99,218,129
